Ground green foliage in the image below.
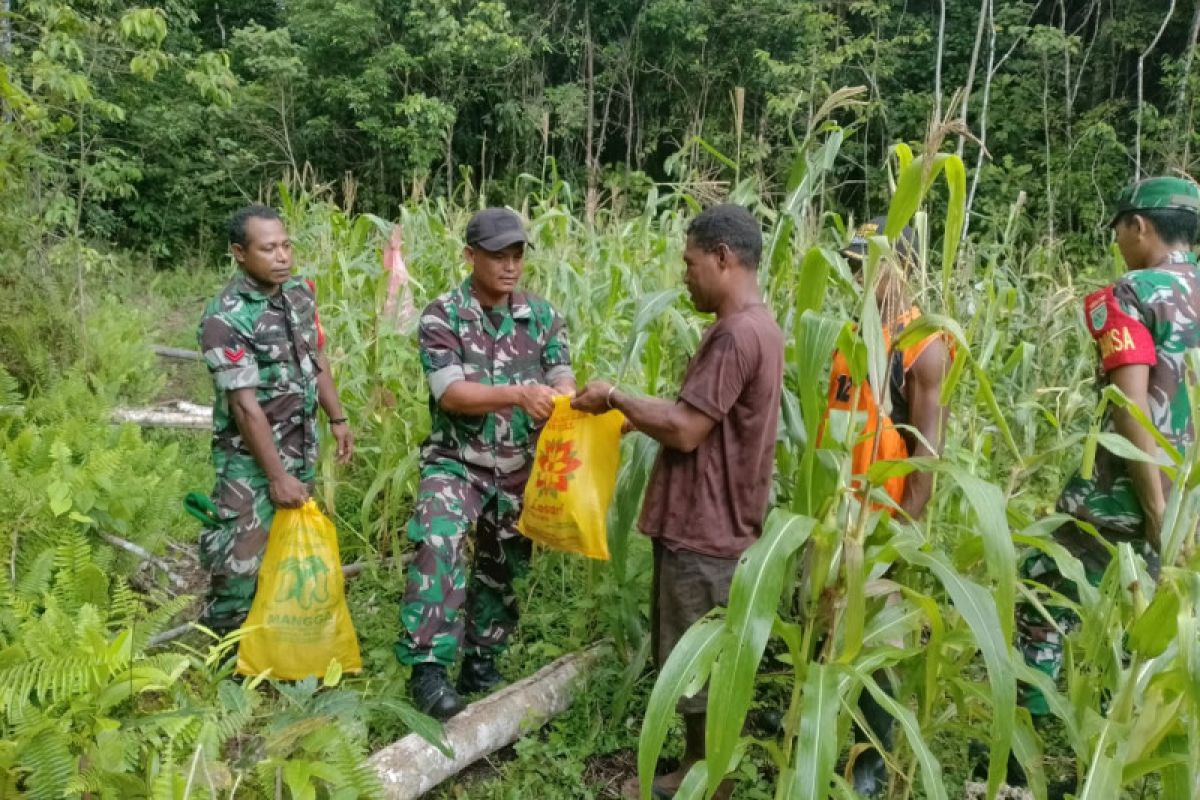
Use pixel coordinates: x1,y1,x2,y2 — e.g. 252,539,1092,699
7,0,1200,257
10,3,1200,780
0,0,236,250
10,154,1198,798
0,470,417,798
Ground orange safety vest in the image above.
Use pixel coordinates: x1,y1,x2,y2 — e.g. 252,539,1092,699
821,308,945,506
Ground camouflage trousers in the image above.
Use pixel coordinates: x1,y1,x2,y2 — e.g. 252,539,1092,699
197,472,312,634
394,467,532,667
1016,550,1105,717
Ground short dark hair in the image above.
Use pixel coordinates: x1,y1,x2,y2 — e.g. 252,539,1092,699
686,204,762,270
228,204,283,247
1116,207,1200,246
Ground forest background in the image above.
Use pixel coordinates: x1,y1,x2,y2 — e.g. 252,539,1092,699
7,0,1200,263
6,0,1200,798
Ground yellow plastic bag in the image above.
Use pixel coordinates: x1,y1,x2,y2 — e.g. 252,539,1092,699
237,499,362,680
517,395,624,560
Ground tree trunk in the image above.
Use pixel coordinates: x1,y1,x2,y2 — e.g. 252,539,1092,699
626,71,635,170
1060,0,1073,230
1,0,11,124
152,345,204,362
1137,0,1178,177
370,643,610,799
584,6,598,228
965,0,996,232
1176,0,1200,163
958,0,989,158
444,123,455,198
1042,57,1056,241
933,0,947,123
146,557,404,648
112,402,212,429
962,781,1032,800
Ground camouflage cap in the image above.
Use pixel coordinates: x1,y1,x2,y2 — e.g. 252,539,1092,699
841,216,918,268
1110,177,1200,226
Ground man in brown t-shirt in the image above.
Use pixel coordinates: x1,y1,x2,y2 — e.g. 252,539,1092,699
573,204,784,799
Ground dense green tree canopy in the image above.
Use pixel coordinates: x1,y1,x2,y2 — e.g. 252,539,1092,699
4,0,1200,256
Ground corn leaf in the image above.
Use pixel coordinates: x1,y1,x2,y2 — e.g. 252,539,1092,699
638,618,726,800
789,662,841,800
705,510,816,796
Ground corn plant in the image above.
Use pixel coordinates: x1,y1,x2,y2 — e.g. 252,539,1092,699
629,134,1196,800
19,136,1174,799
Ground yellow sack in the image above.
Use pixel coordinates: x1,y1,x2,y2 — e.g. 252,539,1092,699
517,395,624,560
237,500,362,680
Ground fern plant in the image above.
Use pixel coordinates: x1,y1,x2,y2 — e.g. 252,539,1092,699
0,533,248,797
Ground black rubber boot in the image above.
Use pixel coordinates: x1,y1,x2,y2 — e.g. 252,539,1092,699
969,740,1026,784
746,708,783,737
851,748,887,798
457,655,504,695
411,663,466,721
852,671,895,798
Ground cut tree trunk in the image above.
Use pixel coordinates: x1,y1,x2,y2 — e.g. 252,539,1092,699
153,345,204,362
101,532,188,592
370,642,611,799
963,782,1033,800
146,556,405,648
112,401,211,429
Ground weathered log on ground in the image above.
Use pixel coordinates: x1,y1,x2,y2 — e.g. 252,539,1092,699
101,532,188,591
146,556,405,648
341,556,403,579
370,642,611,799
963,782,1033,800
112,401,212,429
152,345,204,362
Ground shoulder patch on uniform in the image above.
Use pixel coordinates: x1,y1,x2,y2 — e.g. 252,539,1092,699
1084,287,1111,333
1089,298,1107,330
1083,284,1156,370
225,346,246,363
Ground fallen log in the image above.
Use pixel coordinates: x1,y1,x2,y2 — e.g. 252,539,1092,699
370,642,611,799
342,556,404,579
153,345,204,362
963,782,1033,800
112,401,212,429
146,556,405,648
101,532,189,592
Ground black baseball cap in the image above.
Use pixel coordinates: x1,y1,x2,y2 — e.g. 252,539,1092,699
841,216,918,268
466,208,529,252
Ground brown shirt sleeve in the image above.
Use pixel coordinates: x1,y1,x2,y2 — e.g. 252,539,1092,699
678,331,751,421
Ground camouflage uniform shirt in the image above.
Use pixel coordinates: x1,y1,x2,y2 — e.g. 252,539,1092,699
418,277,574,487
1059,251,1200,550
198,274,324,483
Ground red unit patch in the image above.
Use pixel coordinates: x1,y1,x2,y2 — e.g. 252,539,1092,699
224,346,247,363
1083,286,1156,371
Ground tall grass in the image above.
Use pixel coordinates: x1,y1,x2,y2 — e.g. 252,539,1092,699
17,134,1173,797
629,131,1200,800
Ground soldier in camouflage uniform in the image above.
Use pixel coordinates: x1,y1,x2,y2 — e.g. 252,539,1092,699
198,205,354,634
1018,177,1200,722
395,208,575,720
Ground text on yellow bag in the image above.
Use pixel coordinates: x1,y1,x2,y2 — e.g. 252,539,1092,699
237,499,362,680
517,396,624,560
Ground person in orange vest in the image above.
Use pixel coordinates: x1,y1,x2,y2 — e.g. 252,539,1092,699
825,216,952,797
825,217,952,519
